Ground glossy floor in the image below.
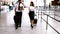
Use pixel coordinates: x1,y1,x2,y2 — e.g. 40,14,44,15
0,8,60,34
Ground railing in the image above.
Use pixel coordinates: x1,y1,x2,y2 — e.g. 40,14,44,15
41,12,60,34
36,6,60,34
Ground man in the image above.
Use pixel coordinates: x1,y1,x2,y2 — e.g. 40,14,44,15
14,0,24,29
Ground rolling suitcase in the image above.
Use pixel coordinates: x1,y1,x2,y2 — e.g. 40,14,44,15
34,15,37,24
34,19,37,24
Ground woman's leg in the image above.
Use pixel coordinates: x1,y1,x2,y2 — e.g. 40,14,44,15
30,19,34,28
29,11,34,28
32,20,34,26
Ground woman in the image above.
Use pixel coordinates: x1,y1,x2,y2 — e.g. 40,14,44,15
29,1,35,28
14,0,24,29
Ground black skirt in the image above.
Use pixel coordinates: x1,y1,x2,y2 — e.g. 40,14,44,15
29,11,34,20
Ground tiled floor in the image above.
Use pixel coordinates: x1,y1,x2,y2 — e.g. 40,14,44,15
0,8,60,34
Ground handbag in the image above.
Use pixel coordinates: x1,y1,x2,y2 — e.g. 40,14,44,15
34,19,37,24
34,15,37,24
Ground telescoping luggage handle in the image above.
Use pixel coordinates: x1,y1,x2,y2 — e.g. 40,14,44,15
34,15,37,19
34,15,37,24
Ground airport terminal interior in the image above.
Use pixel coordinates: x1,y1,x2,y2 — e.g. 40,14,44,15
0,0,60,34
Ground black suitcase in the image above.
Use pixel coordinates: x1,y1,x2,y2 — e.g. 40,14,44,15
34,15,37,24
14,16,17,24
34,19,37,24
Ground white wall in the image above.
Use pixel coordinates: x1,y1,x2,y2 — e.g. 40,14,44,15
24,0,44,6
1,0,14,2
46,0,54,5
24,0,31,6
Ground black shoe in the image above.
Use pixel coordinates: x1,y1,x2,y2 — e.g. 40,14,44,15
31,25,33,29
15,25,18,29
18,24,21,27
15,26,18,29
19,25,21,27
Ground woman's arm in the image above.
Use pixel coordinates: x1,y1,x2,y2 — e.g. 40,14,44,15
34,7,37,16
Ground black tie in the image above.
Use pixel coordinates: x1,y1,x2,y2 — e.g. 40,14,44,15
18,3,20,10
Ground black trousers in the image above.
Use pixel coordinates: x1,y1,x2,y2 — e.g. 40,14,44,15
14,12,22,27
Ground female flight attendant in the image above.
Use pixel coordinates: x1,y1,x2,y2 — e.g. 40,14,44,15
29,1,35,28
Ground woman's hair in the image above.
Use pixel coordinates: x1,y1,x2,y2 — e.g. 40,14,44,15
18,0,22,3
30,1,34,6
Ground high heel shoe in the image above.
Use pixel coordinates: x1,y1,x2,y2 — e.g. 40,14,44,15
31,24,33,29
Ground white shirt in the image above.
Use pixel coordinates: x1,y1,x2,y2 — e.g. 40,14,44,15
15,2,24,12
29,6,35,11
